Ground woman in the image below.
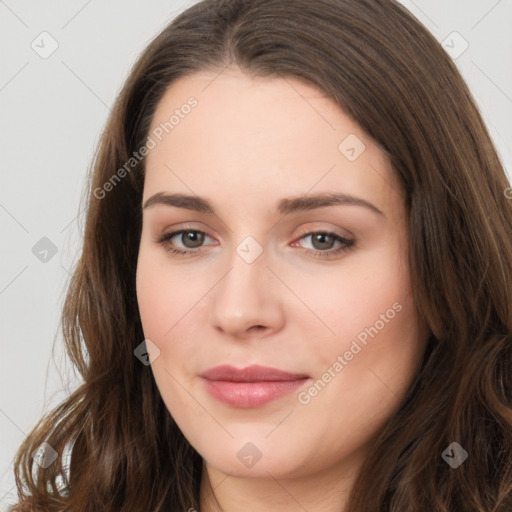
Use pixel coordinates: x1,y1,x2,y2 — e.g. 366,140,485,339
11,0,512,510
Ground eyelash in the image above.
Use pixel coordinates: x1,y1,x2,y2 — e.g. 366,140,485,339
154,228,354,259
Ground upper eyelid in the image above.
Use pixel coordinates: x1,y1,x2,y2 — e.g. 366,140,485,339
162,220,352,237
163,229,216,244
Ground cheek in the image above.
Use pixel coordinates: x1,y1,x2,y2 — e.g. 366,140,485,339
135,247,212,392
286,242,412,352
136,252,198,422
303,268,421,421
294,240,421,410
290,278,421,469
136,263,171,341
136,247,199,342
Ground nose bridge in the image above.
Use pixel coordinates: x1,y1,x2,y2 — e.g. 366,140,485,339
209,235,282,336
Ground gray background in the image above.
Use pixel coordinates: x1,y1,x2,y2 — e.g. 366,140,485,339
1,0,511,508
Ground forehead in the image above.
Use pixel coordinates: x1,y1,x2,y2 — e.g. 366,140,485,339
143,68,401,218
148,67,356,158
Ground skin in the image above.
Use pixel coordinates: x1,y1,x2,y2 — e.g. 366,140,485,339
136,66,429,512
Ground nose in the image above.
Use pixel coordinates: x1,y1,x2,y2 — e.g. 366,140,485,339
208,242,285,340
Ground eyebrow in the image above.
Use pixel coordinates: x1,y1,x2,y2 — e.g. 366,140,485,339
142,191,385,217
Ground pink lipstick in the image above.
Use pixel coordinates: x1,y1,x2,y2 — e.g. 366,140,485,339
200,364,310,408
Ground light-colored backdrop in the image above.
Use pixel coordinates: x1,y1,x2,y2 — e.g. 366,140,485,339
1,0,511,508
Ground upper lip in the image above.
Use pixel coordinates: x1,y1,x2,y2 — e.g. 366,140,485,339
200,364,310,382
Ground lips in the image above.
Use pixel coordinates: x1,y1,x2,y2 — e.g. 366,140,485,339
200,364,310,382
200,364,311,408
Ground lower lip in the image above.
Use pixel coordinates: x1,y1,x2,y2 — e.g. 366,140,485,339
202,378,310,408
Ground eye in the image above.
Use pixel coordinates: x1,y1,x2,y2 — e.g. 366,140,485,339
155,228,354,259
292,230,354,258
155,229,216,255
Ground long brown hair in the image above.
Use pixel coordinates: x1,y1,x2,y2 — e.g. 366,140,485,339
11,0,512,510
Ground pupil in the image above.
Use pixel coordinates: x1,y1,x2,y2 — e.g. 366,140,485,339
313,233,333,250
184,231,204,248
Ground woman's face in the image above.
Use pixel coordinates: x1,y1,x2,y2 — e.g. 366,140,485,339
136,67,428,483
